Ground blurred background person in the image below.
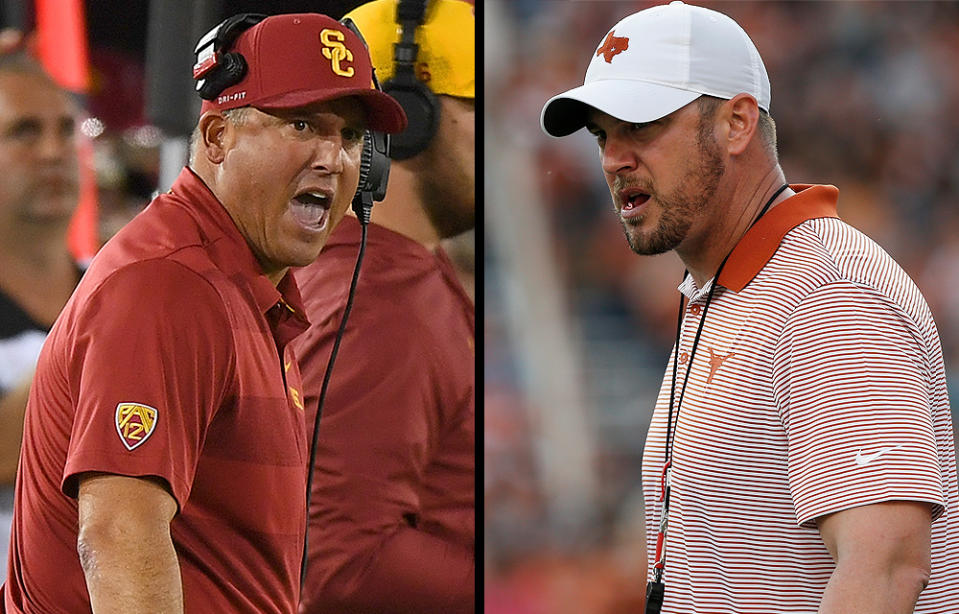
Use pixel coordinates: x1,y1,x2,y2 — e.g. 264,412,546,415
0,39,82,575
295,0,475,612
486,1,959,612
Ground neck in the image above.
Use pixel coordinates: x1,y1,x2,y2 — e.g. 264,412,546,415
361,163,441,250
0,220,76,326
678,165,792,288
0,219,72,273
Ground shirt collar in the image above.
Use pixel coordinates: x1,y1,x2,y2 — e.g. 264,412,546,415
717,184,840,292
169,167,308,325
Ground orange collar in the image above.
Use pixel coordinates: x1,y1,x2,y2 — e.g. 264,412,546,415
718,184,840,292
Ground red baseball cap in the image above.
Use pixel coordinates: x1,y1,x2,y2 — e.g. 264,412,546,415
199,13,407,134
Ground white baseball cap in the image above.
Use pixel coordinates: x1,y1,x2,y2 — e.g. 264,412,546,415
541,1,770,137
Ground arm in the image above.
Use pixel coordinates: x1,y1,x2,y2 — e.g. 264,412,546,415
817,501,932,614
0,375,31,484
77,473,183,614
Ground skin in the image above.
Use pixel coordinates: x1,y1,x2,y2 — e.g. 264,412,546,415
588,94,933,609
77,98,366,614
0,71,79,229
0,69,80,485
77,474,182,613
414,96,475,239
817,502,932,614
586,94,791,288
366,95,475,249
194,98,366,285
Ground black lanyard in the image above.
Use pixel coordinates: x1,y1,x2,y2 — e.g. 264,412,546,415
646,183,789,614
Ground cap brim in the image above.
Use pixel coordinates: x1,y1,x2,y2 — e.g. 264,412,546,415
541,80,701,137
256,88,408,134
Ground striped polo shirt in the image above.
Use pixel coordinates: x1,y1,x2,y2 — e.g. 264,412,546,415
642,185,959,612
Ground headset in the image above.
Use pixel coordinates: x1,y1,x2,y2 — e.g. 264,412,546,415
382,0,440,160
191,12,391,222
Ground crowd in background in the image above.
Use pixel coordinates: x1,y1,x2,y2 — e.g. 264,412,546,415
485,2,959,612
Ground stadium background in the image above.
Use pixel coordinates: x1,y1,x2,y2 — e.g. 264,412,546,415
485,1,959,612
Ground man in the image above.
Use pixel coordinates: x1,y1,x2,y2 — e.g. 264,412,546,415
2,13,405,614
0,47,82,574
296,1,474,612
541,2,959,613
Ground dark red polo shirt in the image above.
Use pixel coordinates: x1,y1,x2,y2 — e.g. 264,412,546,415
3,168,310,613
295,217,475,614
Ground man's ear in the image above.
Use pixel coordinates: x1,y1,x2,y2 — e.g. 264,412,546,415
198,112,231,164
724,94,759,156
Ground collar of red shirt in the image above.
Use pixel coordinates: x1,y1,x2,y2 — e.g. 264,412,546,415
717,184,840,293
169,167,309,325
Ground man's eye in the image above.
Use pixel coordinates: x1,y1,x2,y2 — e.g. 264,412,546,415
291,120,309,131
343,127,364,143
630,120,657,133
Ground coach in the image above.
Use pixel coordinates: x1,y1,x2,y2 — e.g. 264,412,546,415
542,2,959,613
2,12,405,614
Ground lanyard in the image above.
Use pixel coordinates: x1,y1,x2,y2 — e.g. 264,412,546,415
646,183,788,614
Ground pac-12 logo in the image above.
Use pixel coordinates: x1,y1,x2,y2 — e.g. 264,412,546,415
115,402,158,451
320,29,355,77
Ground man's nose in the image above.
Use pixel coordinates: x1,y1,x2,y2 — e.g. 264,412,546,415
601,133,638,176
309,136,345,174
36,127,73,162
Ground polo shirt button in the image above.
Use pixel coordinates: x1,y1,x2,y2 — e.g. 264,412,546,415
690,304,702,315
679,352,689,365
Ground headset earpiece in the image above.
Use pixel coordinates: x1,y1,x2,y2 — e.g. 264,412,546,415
382,78,438,161
383,0,440,160
193,13,267,101
340,17,392,222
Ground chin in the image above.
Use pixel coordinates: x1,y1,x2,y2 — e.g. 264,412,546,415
291,243,328,268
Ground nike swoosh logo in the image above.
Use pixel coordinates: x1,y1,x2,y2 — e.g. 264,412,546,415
855,444,904,466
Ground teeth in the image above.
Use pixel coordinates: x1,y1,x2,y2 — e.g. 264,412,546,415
295,192,329,206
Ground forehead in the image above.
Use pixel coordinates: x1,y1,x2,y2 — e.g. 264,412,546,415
0,71,75,119
264,97,368,126
585,107,622,130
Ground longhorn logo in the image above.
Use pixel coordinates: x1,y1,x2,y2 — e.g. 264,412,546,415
706,347,736,385
596,31,629,64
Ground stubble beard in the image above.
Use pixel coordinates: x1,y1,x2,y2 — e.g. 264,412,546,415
620,117,726,256
415,140,475,239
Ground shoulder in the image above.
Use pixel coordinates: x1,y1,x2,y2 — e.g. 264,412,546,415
66,259,232,346
763,218,931,320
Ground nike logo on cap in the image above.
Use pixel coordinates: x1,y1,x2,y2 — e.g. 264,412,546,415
854,444,904,467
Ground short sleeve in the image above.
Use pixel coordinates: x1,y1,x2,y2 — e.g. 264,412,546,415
773,280,943,527
61,260,235,508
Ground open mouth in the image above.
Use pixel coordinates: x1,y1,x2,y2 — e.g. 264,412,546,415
622,191,651,212
290,191,331,230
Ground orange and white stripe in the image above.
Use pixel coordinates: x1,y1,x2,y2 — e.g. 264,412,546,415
642,185,959,612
